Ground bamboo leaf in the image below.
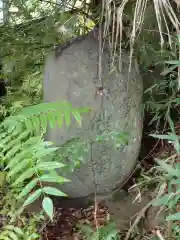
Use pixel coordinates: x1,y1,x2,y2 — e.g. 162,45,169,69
150,133,178,141
155,159,180,177
152,193,172,206
166,212,180,221
165,60,180,65
168,116,176,134
161,65,178,75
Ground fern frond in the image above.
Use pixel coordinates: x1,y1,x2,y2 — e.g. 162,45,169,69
0,101,88,220
0,225,24,240
1,101,88,133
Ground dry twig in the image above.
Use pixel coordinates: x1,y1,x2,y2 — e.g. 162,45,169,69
124,199,154,240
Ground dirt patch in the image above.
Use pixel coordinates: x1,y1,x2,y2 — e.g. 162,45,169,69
38,188,167,239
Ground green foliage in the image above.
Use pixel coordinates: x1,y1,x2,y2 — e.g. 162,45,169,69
0,212,44,239
78,221,120,240
0,101,88,233
151,116,180,238
0,225,40,240
0,225,26,240
144,38,180,125
96,130,129,150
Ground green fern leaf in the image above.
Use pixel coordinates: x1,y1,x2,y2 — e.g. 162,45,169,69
42,197,54,221
72,110,82,125
25,119,34,132
27,233,40,240
40,114,48,131
64,109,71,127
4,225,14,231
57,112,63,128
4,144,21,161
5,148,31,170
31,116,41,134
48,111,57,128
12,168,35,186
23,136,41,147
18,178,38,199
33,146,58,159
7,231,18,240
3,130,30,153
4,226,24,237
36,161,65,170
13,227,24,236
0,131,8,140
0,233,10,240
8,158,31,178
23,188,42,207
0,135,13,146
42,186,67,197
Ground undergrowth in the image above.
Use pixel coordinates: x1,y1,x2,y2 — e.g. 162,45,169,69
0,100,89,239
150,115,180,239
78,221,120,240
131,53,180,239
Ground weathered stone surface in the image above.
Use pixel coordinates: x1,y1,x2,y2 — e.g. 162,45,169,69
43,31,143,198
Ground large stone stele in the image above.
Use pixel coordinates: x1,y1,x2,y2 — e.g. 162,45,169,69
43,30,143,198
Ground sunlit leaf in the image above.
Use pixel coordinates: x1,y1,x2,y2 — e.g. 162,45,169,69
165,60,180,65
64,109,71,127
12,168,34,186
166,212,180,221
37,161,65,170
155,159,180,177
23,189,42,207
42,186,67,196
18,178,38,199
7,230,18,240
14,227,24,236
39,174,70,183
27,233,40,240
8,158,31,177
152,193,172,206
72,110,82,125
42,197,54,220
